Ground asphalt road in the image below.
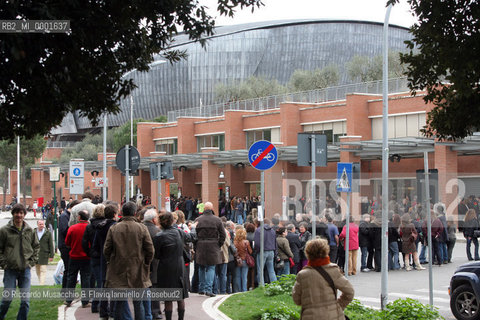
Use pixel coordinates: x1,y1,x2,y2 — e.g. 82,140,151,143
0,213,467,319
347,243,466,319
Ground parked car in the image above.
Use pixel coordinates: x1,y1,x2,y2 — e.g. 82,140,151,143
450,261,480,320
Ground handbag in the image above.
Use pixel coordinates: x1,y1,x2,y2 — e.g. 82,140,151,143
244,242,255,268
275,254,285,271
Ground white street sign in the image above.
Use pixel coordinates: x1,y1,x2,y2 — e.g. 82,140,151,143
257,205,264,222
49,167,60,182
70,178,84,195
69,160,84,178
95,177,108,188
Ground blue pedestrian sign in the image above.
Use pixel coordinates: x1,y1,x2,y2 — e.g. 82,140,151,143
73,168,81,177
248,140,278,171
336,162,353,192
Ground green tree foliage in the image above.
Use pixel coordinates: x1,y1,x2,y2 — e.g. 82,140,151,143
0,0,263,141
52,117,167,164
0,141,17,207
215,76,286,101
388,0,480,139
58,133,108,163
112,118,147,152
18,136,47,204
215,66,340,101
288,65,340,91
346,51,406,83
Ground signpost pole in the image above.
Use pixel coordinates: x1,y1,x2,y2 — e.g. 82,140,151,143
345,193,350,277
157,162,162,211
53,181,57,250
103,114,107,201
424,151,433,306
248,140,277,287
125,145,130,202
381,3,392,310
260,171,265,287
311,134,316,238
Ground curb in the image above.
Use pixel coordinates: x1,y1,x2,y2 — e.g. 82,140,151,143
58,299,81,320
202,294,234,320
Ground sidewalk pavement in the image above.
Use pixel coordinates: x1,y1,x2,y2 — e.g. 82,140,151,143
58,293,231,320
0,210,44,220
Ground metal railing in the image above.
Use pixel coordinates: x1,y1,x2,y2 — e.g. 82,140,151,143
167,77,409,122
46,141,77,148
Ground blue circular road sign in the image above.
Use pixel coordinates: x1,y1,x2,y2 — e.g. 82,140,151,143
73,168,81,177
248,140,278,171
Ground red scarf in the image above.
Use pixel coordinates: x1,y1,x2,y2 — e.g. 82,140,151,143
307,257,331,267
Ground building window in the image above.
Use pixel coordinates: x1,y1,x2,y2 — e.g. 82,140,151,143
197,134,225,151
246,128,281,148
155,139,177,155
303,121,346,143
371,113,426,139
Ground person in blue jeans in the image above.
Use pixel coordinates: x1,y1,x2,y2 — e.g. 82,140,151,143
235,199,244,225
254,218,277,284
388,214,401,270
215,228,230,294
233,229,253,292
103,202,154,320
0,203,39,320
276,227,293,276
195,202,226,297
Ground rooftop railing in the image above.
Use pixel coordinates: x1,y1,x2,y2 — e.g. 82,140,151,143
167,77,410,122
46,141,77,148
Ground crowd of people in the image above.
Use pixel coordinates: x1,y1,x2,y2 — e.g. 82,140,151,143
0,189,474,320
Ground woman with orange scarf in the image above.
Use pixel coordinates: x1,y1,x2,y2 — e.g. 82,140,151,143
292,238,354,320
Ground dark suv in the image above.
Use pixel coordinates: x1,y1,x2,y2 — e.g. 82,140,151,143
450,261,480,320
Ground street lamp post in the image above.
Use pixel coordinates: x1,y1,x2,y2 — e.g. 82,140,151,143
17,136,20,202
119,60,166,202
130,95,134,198
381,3,392,310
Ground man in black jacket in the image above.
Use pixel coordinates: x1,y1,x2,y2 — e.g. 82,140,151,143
81,204,105,313
195,202,226,297
359,214,373,272
91,203,118,319
286,224,301,274
58,199,80,290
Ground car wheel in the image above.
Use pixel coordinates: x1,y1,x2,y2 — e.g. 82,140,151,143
451,284,480,320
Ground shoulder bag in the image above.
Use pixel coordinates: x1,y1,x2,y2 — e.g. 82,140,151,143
275,245,285,271
312,266,350,320
244,241,255,268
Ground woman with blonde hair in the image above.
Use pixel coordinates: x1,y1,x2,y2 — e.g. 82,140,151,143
233,228,253,292
464,208,479,261
292,238,354,320
400,213,425,271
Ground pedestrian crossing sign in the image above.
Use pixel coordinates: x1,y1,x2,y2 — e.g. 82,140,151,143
336,162,353,192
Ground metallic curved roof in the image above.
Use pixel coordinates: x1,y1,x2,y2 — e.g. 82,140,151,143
62,19,412,132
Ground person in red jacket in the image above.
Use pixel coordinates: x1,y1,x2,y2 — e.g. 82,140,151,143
65,210,91,307
339,216,360,276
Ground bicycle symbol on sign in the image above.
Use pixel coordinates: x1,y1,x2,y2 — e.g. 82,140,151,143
251,149,276,162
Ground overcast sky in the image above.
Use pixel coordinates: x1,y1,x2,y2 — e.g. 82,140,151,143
201,0,416,28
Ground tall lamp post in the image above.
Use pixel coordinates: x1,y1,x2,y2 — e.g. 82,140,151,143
123,59,166,201
17,136,20,202
381,3,392,310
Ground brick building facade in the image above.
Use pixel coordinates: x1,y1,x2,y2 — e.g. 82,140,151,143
25,90,480,220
